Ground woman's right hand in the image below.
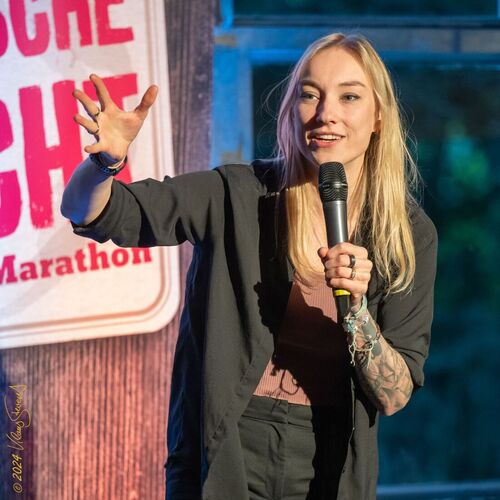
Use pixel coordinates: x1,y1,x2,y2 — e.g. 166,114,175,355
73,74,158,161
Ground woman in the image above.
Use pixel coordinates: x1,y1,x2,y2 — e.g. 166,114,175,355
62,33,437,500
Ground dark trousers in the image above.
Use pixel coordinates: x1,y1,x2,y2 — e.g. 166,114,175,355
237,395,350,500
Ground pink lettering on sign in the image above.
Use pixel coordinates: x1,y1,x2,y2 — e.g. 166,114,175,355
0,73,137,236
10,0,50,56
20,81,82,229
0,172,22,238
52,0,93,50
0,100,13,152
83,73,138,184
0,11,8,56
95,0,134,45
0,101,21,237
0,0,134,57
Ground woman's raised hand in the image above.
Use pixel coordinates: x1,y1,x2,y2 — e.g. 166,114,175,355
73,74,158,161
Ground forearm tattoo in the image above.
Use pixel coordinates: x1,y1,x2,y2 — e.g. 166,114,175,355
343,303,414,415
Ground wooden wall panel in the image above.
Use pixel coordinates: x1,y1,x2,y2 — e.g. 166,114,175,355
0,0,218,498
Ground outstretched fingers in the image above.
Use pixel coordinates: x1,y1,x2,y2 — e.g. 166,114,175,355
73,113,100,135
73,75,158,158
134,85,158,120
89,74,115,111
73,88,100,119
83,142,102,155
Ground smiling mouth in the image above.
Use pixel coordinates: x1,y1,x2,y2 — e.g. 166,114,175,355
309,134,344,147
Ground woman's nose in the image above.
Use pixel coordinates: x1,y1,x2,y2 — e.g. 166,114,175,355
316,98,339,124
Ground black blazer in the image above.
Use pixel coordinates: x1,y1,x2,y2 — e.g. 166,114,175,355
74,159,438,499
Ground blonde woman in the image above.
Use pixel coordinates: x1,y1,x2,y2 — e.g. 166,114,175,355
62,33,437,500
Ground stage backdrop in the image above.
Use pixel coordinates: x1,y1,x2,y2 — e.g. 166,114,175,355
0,0,180,348
0,0,217,498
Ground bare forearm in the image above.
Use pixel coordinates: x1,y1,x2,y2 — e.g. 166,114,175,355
345,309,413,416
60,157,113,225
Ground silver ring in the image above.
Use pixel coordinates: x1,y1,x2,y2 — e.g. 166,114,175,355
350,268,357,280
93,124,100,136
93,108,101,118
349,254,356,268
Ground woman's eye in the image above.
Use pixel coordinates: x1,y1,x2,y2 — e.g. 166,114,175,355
342,94,360,102
299,91,318,100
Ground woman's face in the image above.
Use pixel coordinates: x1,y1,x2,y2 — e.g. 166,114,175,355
294,47,379,174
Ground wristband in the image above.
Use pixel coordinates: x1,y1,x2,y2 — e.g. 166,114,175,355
89,153,127,176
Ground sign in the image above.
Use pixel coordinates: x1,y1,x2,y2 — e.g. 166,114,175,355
0,0,180,348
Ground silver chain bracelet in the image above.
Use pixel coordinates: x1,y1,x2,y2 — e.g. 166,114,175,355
343,295,381,367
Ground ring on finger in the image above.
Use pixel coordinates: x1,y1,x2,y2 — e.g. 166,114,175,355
350,268,357,280
93,124,100,136
93,108,101,118
348,254,356,268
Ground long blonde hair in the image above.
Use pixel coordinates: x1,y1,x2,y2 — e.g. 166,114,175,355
275,32,419,293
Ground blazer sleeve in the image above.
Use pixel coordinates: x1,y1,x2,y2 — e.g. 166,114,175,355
72,169,225,247
377,209,438,389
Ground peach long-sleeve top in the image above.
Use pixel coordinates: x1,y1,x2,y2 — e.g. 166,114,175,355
253,278,351,407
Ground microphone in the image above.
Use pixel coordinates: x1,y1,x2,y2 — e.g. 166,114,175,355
318,162,351,319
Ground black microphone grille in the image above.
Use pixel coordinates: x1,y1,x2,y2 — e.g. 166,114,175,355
318,162,347,202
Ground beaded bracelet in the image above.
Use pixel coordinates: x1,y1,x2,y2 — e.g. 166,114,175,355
343,295,381,367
